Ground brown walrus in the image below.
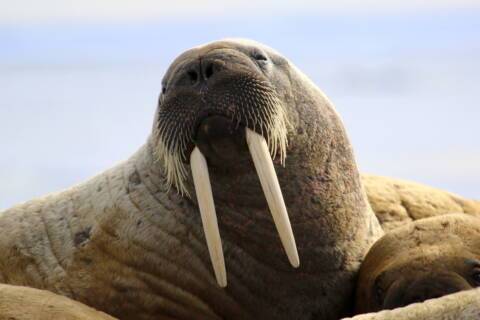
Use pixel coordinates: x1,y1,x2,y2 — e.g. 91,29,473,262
347,288,480,320
0,284,116,320
362,174,480,232
355,213,480,314
0,39,383,320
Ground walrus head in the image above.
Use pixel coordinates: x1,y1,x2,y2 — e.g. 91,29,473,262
151,39,299,286
144,39,381,318
355,214,480,314
153,39,289,193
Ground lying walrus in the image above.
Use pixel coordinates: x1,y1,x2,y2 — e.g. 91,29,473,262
362,174,480,232
0,284,116,320
355,214,480,314
0,39,478,320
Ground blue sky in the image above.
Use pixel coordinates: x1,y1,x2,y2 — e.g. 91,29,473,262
1,2,479,209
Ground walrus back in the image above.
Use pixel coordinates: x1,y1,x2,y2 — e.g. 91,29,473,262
362,174,480,232
0,180,94,293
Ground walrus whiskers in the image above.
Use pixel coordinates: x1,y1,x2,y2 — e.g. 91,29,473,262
190,147,227,288
154,73,289,197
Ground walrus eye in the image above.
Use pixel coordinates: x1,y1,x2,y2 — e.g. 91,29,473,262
471,269,480,285
375,284,385,305
373,276,385,305
252,51,268,62
466,259,480,286
158,86,166,105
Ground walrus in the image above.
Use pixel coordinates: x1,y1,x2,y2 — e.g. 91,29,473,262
347,288,480,320
362,174,480,232
3,178,480,320
0,284,116,320
355,213,480,314
0,39,384,320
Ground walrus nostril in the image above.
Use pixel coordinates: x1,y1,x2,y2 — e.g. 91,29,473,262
204,63,214,79
187,70,198,84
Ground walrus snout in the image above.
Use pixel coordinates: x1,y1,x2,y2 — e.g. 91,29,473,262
382,272,471,310
181,55,226,88
170,47,257,92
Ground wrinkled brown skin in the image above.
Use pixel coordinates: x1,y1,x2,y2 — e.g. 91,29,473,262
362,174,480,232
0,284,117,320
0,39,383,320
355,214,480,314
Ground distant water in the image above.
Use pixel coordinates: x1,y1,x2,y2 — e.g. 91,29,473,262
1,12,479,209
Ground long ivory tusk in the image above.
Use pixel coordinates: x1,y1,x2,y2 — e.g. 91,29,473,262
190,147,227,287
246,129,300,268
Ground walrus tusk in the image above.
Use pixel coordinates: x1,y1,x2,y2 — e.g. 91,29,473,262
246,129,300,268
190,147,227,288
